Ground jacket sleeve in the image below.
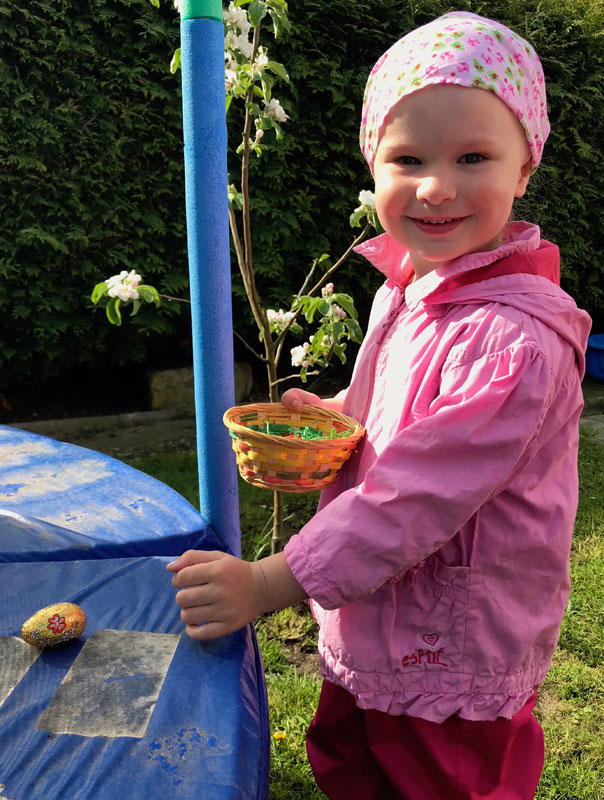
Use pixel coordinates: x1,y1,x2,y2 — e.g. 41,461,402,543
284,342,556,609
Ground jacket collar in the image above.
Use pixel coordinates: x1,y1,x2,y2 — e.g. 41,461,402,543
354,222,554,312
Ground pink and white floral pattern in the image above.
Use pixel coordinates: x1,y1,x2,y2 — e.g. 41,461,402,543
360,12,550,173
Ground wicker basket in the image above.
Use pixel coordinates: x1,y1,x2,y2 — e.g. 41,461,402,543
223,402,365,493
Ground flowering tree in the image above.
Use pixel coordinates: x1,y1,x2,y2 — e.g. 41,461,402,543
92,0,378,552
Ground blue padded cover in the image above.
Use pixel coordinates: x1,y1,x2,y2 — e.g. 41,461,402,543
0,426,269,799
0,425,224,560
0,557,269,799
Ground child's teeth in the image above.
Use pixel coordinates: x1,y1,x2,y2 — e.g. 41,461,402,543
423,219,454,224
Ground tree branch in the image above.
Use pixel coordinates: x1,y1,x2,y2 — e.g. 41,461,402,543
238,24,272,352
271,370,320,387
158,293,190,304
234,329,267,362
306,222,371,298
273,223,372,365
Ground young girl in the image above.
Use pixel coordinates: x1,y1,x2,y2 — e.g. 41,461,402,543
168,12,591,798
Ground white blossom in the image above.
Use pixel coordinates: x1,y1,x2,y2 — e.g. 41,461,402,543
225,68,237,90
223,2,251,36
106,270,141,303
291,342,310,367
235,33,253,59
357,190,376,209
267,308,295,333
332,304,347,319
263,98,289,123
225,30,253,60
255,49,269,67
321,282,334,298
173,0,182,13
223,3,253,59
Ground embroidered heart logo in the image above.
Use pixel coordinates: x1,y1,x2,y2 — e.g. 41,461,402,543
421,633,441,647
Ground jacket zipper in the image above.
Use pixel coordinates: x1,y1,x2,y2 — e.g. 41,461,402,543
359,288,406,426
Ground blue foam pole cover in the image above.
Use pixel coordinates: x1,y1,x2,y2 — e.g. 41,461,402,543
181,18,240,556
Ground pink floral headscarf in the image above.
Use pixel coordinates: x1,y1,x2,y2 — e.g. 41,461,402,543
360,12,550,173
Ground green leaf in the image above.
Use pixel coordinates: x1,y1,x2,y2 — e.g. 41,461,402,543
226,95,233,113
331,293,358,319
303,297,321,323
266,61,289,82
91,282,109,304
246,101,261,115
349,207,365,228
138,285,160,307
170,48,181,74
267,4,290,37
147,0,160,7
234,0,251,6
260,78,272,103
318,299,331,317
272,120,284,139
330,320,345,342
106,297,122,326
332,341,347,364
317,253,330,263
343,318,363,343
130,299,141,317
248,0,268,27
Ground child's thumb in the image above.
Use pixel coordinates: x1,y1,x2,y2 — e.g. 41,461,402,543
281,388,302,410
166,549,226,572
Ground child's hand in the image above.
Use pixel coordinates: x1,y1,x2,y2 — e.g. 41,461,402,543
167,550,267,641
281,388,322,411
167,551,308,641
281,388,345,414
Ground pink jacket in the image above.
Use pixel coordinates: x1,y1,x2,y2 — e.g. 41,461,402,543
284,222,591,723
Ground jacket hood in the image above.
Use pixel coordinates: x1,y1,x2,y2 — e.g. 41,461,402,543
355,221,592,377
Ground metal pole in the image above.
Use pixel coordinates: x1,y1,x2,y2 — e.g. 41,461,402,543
180,0,240,555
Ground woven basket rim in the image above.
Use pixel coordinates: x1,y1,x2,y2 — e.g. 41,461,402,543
223,402,364,450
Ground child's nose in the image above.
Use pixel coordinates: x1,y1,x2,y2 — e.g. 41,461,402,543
416,173,456,205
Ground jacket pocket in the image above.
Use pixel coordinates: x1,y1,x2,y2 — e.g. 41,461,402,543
392,554,470,674
314,553,470,680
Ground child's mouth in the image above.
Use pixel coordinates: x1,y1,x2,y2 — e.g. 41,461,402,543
409,216,466,234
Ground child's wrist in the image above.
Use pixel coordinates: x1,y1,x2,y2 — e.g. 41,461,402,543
251,552,308,614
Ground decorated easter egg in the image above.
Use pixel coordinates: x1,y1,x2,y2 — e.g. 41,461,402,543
21,602,86,649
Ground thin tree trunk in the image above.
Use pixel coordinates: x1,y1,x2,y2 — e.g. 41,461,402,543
272,491,283,553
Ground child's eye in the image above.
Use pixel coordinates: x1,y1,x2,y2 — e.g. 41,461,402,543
398,156,421,166
459,153,485,164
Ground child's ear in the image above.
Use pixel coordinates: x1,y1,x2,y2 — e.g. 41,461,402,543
514,156,533,198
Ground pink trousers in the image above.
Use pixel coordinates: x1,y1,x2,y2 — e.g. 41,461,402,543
306,680,544,800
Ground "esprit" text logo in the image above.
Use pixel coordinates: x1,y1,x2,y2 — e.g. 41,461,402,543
401,648,448,668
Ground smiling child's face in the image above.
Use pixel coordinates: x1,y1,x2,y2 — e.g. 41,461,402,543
372,84,533,279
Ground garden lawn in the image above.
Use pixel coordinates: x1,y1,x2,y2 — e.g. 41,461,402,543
129,426,604,799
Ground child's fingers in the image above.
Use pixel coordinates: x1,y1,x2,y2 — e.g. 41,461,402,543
185,621,233,641
180,603,214,626
174,585,213,610
166,549,225,577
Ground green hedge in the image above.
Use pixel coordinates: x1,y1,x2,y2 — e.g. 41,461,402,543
1,0,603,395
0,0,188,389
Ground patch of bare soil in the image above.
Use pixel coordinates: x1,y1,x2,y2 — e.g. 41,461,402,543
281,642,322,678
